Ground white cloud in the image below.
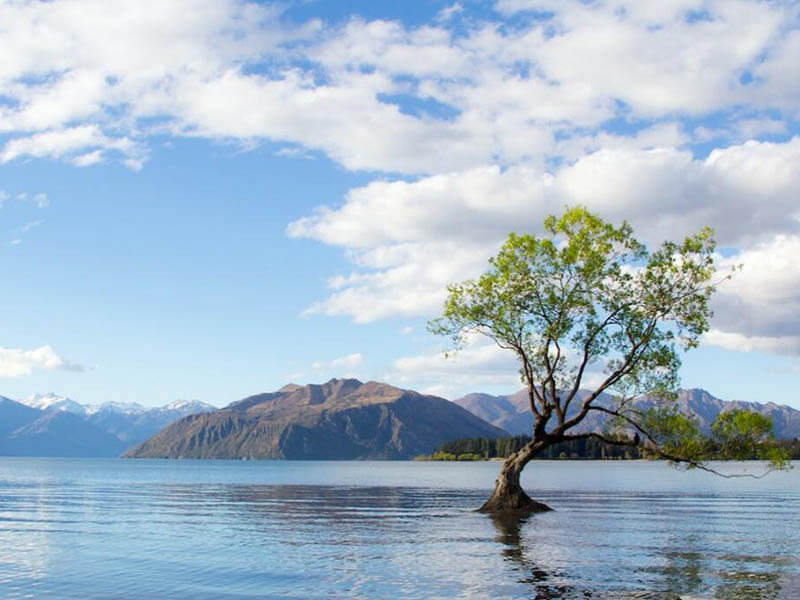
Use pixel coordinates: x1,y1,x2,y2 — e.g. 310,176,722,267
311,352,364,371
436,3,463,23
0,0,306,168
0,0,796,171
290,138,800,324
496,0,784,115
299,240,501,323
735,118,787,139
0,345,85,377
0,125,142,165
72,150,104,167
386,335,521,398
273,146,314,160
703,330,800,355
705,235,800,353
0,190,49,208
753,28,800,118
9,219,43,245
20,219,43,233
2,0,799,361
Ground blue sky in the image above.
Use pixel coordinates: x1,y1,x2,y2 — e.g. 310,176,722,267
1,0,799,408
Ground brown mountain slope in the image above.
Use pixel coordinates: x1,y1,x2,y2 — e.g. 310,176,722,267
125,379,508,459
453,388,800,439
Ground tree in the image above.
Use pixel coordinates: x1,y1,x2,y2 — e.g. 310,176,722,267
429,207,789,514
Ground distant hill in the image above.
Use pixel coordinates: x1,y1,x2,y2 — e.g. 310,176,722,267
126,379,508,459
2,394,218,457
453,388,800,439
0,397,126,457
0,396,41,438
17,394,217,447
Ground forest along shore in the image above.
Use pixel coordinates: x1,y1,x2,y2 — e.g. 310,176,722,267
415,435,800,462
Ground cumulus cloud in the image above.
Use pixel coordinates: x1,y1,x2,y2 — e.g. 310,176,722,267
0,345,85,377
703,330,800,355
2,0,800,360
386,335,522,398
290,138,800,327
311,352,364,371
0,0,307,168
0,0,796,171
0,125,142,165
705,235,800,354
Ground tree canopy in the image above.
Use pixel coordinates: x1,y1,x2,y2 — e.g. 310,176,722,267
430,207,788,511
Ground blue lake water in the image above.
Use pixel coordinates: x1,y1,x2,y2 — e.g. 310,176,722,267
0,459,798,599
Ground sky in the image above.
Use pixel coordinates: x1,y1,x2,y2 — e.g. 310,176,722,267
1,0,799,408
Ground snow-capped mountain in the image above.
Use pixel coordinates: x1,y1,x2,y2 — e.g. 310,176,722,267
85,399,218,443
9,394,218,451
20,393,87,416
85,401,148,416
162,399,209,412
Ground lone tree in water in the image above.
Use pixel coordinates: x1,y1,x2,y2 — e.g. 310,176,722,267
430,207,789,514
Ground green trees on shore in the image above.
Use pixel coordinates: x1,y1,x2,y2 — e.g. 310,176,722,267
425,435,641,460
421,435,800,462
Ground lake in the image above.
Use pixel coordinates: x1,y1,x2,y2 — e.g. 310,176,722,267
0,459,797,599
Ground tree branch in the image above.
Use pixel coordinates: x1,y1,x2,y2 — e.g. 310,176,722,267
574,406,782,479
557,319,657,434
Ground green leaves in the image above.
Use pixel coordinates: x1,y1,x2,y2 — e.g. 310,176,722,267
712,410,790,468
428,205,718,405
429,205,789,477
634,407,790,472
639,406,709,465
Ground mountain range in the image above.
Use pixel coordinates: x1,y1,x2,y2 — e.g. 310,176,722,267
3,383,798,459
0,394,217,457
453,388,800,439
125,379,506,459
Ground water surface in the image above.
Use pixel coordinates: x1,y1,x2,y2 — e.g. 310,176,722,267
0,459,797,599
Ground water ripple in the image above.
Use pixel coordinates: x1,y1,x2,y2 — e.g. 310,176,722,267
0,458,797,599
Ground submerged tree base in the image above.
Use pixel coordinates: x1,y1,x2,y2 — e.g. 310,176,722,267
479,489,552,514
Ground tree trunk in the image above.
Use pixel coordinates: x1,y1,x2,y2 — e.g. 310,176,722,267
479,446,552,513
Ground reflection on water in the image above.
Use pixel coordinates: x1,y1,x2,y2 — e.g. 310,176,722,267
0,459,798,599
489,512,579,599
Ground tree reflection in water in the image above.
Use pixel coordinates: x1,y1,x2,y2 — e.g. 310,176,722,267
490,512,797,600
488,512,582,600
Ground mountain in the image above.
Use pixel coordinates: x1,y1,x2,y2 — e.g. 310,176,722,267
86,401,147,416
634,389,800,439
454,388,620,435
20,393,87,415
455,390,536,436
453,388,800,439
16,394,217,447
0,397,127,457
2,394,218,457
125,379,508,459
0,396,41,438
85,399,217,444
